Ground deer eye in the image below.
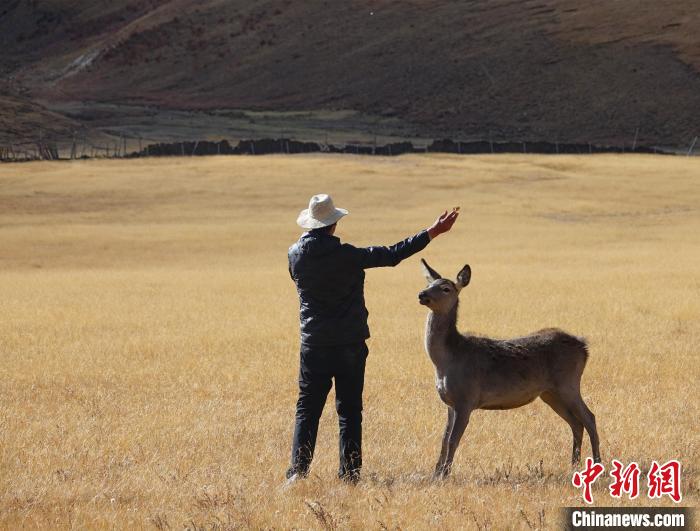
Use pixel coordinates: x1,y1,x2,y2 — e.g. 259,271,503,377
441,287,451,293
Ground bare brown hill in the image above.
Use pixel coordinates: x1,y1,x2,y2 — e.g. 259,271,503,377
0,92,77,146
1,0,698,149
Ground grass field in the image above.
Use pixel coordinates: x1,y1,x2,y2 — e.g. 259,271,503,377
1,154,698,529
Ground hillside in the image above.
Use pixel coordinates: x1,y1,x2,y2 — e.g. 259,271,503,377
1,0,699,148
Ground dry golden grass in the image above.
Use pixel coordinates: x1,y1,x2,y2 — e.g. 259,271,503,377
0,154,698,529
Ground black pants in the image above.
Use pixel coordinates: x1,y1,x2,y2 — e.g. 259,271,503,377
286,341,368,481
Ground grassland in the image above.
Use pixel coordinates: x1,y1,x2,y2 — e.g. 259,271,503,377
0,154,698,529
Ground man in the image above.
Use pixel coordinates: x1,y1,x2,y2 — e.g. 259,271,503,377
286,193,459,484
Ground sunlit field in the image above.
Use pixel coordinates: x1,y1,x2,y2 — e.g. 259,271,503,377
1,154,698,529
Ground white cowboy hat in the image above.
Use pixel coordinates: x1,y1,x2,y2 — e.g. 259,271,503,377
297,194,348,229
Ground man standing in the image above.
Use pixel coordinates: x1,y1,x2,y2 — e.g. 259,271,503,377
286,194,459,484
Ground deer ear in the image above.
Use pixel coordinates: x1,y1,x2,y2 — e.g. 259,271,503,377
456,264,471,290
421,258,442,283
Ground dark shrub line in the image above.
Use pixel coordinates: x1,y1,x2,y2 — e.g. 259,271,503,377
130,137,668,157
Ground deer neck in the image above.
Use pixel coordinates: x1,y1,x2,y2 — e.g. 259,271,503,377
425,301,460,368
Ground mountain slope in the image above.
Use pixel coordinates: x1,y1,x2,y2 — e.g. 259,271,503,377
1,0,699,147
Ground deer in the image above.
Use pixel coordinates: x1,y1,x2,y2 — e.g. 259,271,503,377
418,259,600,479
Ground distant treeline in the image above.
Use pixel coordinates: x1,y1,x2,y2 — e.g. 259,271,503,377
0,137,672,162
130,138,668,158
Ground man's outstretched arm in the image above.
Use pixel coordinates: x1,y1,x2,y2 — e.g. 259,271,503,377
351,207,460,269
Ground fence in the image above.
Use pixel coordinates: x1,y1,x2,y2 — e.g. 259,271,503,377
1,134,697,162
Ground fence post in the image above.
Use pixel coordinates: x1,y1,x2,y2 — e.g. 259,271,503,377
632,127,639,151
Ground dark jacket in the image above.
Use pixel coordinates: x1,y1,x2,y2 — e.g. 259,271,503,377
288,229,431,346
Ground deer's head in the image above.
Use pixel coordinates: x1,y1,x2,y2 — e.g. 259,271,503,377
418,259,471,314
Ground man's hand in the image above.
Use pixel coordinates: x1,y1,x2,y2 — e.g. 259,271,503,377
427,207,460,240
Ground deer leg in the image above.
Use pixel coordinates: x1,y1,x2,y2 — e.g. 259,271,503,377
540,391,584,465
437,407,471,478
560,390,601,464
433,407,455,479
575,399,601,463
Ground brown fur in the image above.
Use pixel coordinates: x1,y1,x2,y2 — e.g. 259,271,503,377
419,259,600,479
